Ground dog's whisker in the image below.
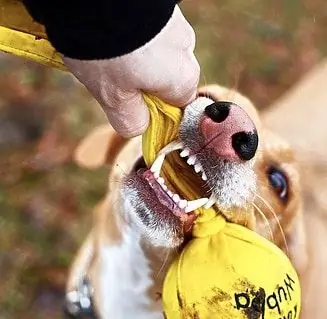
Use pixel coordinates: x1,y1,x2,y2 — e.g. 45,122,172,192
155,249,175,280
252,202,274,241
254,193,289,256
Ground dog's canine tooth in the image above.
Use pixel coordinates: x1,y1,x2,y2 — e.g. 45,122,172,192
180,148,190,158
187,155,196,165
178,199,187,209
150,153,165,176
158,140,183,156
194,162,202,173
204,194,216,209
185,198,209,213
202,172,208,181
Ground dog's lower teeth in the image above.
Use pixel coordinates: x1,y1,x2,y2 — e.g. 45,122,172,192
167,190,173,197
178,200,187,209
202,172,208,181
173,194,180,203
185,198,209,213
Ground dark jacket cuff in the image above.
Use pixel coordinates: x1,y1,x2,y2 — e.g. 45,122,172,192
22,0,178,60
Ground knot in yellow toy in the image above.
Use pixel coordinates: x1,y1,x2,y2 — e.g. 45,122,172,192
142,94,301,319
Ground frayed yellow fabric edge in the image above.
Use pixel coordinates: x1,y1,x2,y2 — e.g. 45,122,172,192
0,26,66,71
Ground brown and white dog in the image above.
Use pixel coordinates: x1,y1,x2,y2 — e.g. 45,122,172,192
64,75,327,319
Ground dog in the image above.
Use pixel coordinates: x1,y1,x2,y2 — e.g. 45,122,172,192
63,83,319,319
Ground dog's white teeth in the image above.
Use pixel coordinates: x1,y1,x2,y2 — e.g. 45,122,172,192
162,184,168,191
66,291,79,303
187,155,196,165
173,194,180,203
167,190,173,197
150,153,165,176
194,162,202,173
159,140,183,156
80,297,91,309
202,172,208,181
178,199,188,209
157,177,165,185
185,198,209,213
180,148,190,158
204,195,217,209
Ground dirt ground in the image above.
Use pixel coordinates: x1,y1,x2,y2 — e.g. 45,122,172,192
0,1,327,318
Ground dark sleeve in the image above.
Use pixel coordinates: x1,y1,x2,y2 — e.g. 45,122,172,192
22,0,178,60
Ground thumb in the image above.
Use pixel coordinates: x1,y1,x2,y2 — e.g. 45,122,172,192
104,91,150,138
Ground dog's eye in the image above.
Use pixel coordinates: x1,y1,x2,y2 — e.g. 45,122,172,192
267,166,288,202
132,156,147,172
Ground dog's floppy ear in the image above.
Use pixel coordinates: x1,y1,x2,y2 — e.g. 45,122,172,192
74,124,127,169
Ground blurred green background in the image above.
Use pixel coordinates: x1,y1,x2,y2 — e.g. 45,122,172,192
0,0,326,317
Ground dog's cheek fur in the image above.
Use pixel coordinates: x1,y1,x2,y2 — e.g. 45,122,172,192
122,185,183,248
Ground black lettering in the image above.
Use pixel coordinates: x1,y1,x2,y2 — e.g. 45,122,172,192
278,285,288,303
267,292,281,315
235,292,250,310
284,274,295,300
293,304,298,318
251,288,266,319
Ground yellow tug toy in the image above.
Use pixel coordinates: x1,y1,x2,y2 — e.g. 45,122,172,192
0,6,301,318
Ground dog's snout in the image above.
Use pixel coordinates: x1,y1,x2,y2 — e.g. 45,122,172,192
200,101,258,162
232,131,258,161
204,102,230,123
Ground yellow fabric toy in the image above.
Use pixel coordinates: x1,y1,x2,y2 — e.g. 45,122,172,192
0,13,301,319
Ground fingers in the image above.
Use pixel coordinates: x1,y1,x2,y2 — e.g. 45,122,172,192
154,55,200,107
103,91,150,138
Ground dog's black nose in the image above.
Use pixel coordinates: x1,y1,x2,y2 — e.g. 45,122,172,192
204,101,231,123
232,131,259,161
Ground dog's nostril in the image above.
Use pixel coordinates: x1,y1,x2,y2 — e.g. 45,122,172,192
232,131,259,161
204,101,231,123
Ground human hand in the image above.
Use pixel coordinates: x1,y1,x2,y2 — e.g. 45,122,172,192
63,5,200,137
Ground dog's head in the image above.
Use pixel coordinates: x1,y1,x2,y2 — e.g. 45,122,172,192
74,85,301,252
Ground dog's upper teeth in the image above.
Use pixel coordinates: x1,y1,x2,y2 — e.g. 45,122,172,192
194,162,202,173
185,198,209,213
187,155,196,165
157,177,165,185
202,172,208,181
204,194,216,209
167,190,173,197
180,148,190,158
